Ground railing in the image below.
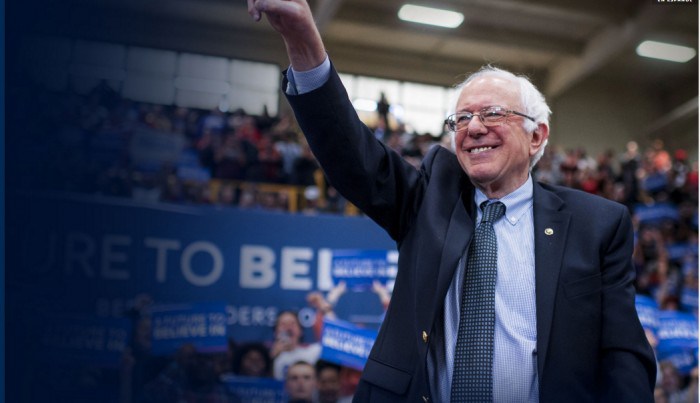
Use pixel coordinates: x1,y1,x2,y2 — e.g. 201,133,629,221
202,170,360,215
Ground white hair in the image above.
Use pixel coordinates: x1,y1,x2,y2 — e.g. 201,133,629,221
448,66,552,169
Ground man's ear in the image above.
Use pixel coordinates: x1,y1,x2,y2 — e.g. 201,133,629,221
530,123,549,155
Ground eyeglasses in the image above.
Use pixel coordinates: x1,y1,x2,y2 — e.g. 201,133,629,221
445,106,535,132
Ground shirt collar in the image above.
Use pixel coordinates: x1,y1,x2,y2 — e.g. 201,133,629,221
474,175,534,226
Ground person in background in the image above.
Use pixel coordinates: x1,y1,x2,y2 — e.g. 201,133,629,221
291,142,319,186
275,130,303,182
658,361,687,403
285,361,317,403
314,360,341,403
271,311,321,380
684,367,699,403
619,140,641,210
314,360,354,403
231,342,273,378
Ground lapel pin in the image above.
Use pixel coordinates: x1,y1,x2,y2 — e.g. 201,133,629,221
545,228,554,235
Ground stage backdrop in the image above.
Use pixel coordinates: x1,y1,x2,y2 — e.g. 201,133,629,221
7,192,397,367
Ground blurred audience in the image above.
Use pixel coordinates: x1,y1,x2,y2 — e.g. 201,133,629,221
140,344,239,403
18,81,699,403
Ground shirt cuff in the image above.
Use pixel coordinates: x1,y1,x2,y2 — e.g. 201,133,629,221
286,55,331,95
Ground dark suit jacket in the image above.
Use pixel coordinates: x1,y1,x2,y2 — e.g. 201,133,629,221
284,65,656,402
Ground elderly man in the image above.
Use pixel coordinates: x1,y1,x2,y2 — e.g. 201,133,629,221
248,1,656,402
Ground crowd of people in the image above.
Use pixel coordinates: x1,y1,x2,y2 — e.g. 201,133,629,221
24,81,700,301
13,80,698,215
11,79,698,402
115,295,361,403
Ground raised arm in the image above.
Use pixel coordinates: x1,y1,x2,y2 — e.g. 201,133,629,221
246,0,427,241
247,0,326,71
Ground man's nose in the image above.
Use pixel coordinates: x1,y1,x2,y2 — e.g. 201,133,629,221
466,116,487,137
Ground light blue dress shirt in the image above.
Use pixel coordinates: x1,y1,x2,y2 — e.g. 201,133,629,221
285,57,331,95
288,57,538,402
430,177,538,403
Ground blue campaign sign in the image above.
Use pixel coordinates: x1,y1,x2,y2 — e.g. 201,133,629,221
635,294,659,332
642,173,668,193
150,302,229,355
657,310,698,350
657,348,697,376
320,318,378,370
222,376,286,403
39,315,131,368
331,249,398,291
6,191,396,348
656,310,698,375
666,242,698,262
634,203,679,225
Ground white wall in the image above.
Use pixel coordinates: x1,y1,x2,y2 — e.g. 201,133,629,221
550,76,697,161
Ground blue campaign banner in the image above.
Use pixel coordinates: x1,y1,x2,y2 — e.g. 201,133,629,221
656,310,698,375
634,203,679,225
666,242,698,262
6,191,396,347
320,318,378,370
635,294,659,332
657,345,698,376
657,310,698,351
150,302,228,355
331,249,398,291
642,173,668,193
222,376,286,403
39,315,131,368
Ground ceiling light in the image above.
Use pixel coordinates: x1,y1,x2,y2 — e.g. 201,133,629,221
398,4,464,29
636,40,696,63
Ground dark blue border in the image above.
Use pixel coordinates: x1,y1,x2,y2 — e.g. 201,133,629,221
1,0,6,399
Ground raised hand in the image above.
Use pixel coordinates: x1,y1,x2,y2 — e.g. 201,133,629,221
247,0,326,71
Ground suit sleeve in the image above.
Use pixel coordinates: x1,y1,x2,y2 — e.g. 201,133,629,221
283,64,426,241
599,206,657,401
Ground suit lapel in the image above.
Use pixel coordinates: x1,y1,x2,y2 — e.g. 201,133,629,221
414,181,475,332
533,183,571,382
434,189,475,306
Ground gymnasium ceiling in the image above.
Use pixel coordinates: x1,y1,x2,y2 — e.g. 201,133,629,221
13,0,700,114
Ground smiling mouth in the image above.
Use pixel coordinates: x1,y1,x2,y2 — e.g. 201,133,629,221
467,146,496,154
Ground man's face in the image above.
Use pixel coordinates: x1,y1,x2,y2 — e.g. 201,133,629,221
285,363,316,401
317,367,341,403
453,75,547,198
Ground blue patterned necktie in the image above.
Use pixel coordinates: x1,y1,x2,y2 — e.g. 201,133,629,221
450,201,506,402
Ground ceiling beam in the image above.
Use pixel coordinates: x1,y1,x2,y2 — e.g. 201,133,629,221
544,3,670,98
644,96,698,137
337,3,583,56
464,0,609,26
